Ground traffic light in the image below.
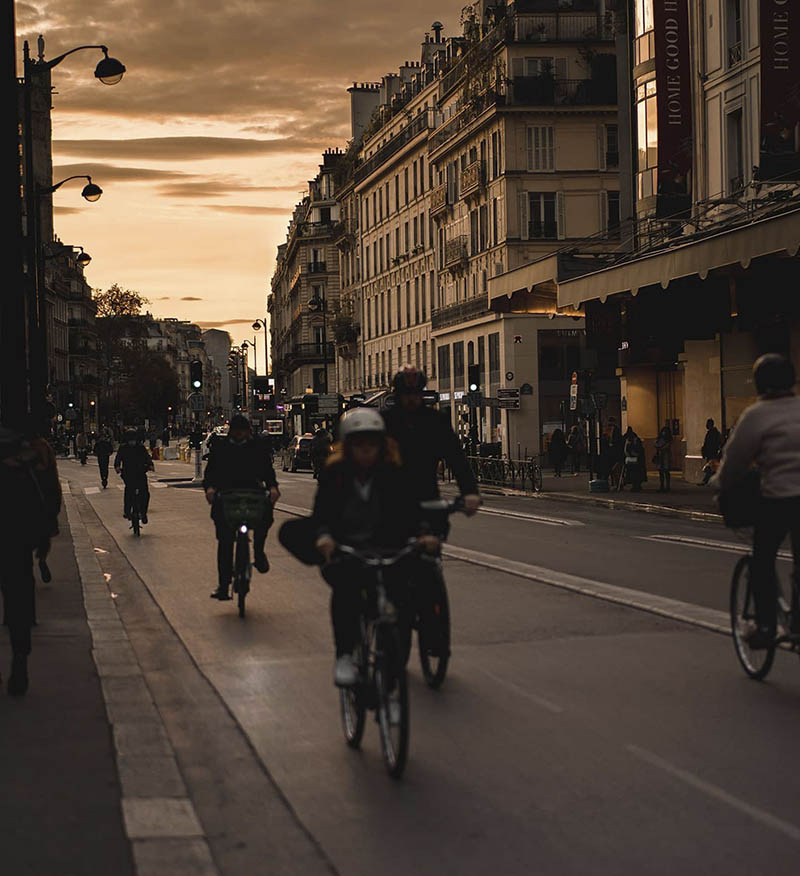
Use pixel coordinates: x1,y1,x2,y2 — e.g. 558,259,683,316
468,363,481,393
190,360,203,391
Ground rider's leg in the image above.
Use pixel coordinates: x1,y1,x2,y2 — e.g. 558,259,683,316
323,563,361,656
140,479,151,522
252,511,273,572
1,547,35,694
212,529,234,599
752,499,790,637
123,480,133,518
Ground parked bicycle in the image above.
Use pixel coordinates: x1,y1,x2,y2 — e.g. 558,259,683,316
336,541,419,779
730,548,800,679
218,488,271,618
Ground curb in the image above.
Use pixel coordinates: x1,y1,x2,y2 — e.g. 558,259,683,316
63,483,221,876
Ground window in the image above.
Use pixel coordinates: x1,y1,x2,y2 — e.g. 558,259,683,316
364,199,369,229
492,197,499,245
438,345,451,390
636,79,658,199
419,213,425,249
394,227,400,260
526,192,558,239
414,277,420,324
415,342,420,368
404,222,409,253
367,354,372,387
633,0,655,65
366,299,371,339
421,274,427,322
394,175,400,211
413,216,419,247
404,167,409,204
606,191,621,239
470,210,479,255
378,237,384,273
413,161,419,198
388,349,393,378
526,126,555,171
387,289,392,333
419,155,425,193
479,204,488,252
491,131,500,179
726,0,743,66
406,281,411,327
603,124,619,169
453,341,465,390
396,285,401,328
378,188,383,221
727,109,744,193
380,292,385,335
488,332,500,394
422,340,427,373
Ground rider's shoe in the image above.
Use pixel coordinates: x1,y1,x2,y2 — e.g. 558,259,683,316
334,654,358,687
38,558,51,584
744,626,774,650
254,551,269,574
141,514,148,525
210,587,232,601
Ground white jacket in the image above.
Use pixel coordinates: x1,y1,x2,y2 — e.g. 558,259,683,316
716,394,800,499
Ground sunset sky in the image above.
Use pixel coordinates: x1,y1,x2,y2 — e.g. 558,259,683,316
16,0,459,372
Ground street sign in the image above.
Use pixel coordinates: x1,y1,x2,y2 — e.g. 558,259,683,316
497,388,520,410
188,392,206,411
569,382,578,412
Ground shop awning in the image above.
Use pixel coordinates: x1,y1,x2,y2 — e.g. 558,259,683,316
557,207,800,309
488,254,560,305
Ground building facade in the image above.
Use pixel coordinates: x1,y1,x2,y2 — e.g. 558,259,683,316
557,0,800,478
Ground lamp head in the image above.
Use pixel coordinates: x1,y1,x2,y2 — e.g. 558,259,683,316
76,249,92,267
94,49,126,85
81,179,103,202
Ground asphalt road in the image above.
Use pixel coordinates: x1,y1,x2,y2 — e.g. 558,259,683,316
64,457,800,875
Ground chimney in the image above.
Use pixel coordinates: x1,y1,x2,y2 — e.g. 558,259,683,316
431,21,444,43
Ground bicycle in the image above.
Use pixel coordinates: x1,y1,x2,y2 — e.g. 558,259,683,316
335,541,419,779
730,549,800,679
218,488,271,618
415,497,469,689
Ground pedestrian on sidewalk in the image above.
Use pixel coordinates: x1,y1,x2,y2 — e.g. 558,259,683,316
654,421,673,492
606,417,624,487
94,429,114,488
567,424,585,475
549,428,567,477
699,418,723,485
622,427,647,491
0,417,61,695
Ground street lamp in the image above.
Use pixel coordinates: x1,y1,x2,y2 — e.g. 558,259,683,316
20,35,125,422
42,175,103,202
252,318,269,374
44,244,92,267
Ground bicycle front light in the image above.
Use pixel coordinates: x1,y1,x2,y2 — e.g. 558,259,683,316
239,524,248,534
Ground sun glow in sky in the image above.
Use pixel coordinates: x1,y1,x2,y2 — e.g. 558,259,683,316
17,0,458,372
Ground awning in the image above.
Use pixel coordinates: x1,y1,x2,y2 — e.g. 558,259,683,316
557,208,800,308
488,254,560,304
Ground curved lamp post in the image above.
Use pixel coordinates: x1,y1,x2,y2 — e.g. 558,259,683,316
44,244,92,267
252,319,269,376
21,35,125,422
42,175,104,202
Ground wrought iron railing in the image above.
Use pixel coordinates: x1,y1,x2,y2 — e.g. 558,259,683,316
511,76,617,106
444,235,468,267
460,160,485,196
441,455,544,493
431,296,492,330
514,12,615,43
430,183,448,215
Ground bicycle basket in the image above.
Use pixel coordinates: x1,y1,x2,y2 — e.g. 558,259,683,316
220,490,269,529
716,470,760,528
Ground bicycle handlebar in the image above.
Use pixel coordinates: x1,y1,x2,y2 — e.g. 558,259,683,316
335,541,420,568
419,496,468,515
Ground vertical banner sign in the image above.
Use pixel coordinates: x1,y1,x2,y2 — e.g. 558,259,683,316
760,0,800,181
653,0,693,217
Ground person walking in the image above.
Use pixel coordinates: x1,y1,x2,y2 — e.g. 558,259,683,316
654,421,673,492
0,417,61,695
699,418,723,485
94,430,114,488
567,424,585,475
549,428,567,477
75,429,88,464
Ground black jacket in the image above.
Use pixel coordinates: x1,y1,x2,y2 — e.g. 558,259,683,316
311,459,421,548
202,436,278,492
114,444,153,480
94,438,113,459
382,406,478,500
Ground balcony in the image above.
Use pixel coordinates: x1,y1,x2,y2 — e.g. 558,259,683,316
289,342,335,365
300,221,334,238
308,261,328,274
354,113,431,183
290,264,302,290
514,12,615,43
431,297,492,331
510,76,616,107
444,235,468,269
430,183,449,217
460,160,485,197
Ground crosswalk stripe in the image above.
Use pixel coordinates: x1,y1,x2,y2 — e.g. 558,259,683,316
84,487,100,495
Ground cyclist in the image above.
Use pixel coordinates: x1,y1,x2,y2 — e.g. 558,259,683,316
382,366,480,655
204,414,280,601
310,425,333,480
114,430,154,524
715,353,800,649
312,408,438,687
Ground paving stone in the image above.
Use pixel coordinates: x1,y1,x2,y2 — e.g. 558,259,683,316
122,798,203,839
117,755,187,798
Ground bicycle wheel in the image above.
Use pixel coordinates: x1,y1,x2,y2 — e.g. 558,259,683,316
131,497,141,537
418,573,451,689
234,533,250,618
340,644,366,749
730,555,776,680
376,628,409,779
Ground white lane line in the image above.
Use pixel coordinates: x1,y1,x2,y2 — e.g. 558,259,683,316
478,668,563,714
443,543,729,634
640,534,792,561
84,486,101,495
274,501,729,634
479,506,583,527
627,745,800,842
151,482,169,489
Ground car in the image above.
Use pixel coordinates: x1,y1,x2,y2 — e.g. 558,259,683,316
282,434,314,472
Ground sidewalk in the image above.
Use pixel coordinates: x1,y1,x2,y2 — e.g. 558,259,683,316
0,508,134,874
488,470,721,521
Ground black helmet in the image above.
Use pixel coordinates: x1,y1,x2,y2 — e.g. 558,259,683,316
753,353,796,397
392,365,427,395
230,414,250,431
123,429,139,442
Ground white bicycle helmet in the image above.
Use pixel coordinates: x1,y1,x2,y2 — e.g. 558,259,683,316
338,408,385,441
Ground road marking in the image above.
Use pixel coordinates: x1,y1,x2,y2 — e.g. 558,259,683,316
442,543,729,634
627,745,800,842
274,501,730,634
640,534,793,561
478,668,563,714
479,506,583,527
151,482,168,489
85,486,101,494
